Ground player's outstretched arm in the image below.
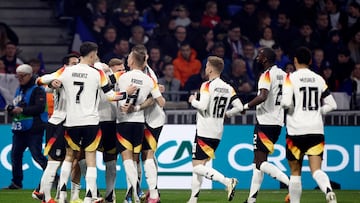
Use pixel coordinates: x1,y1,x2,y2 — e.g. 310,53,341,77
226,97,244,117
243,88,269,110
321,91,337,114
36,67,65,85
103,84,137,101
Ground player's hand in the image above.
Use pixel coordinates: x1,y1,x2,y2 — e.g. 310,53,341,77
51,79,62,89
158,84,165,93
101,63,110,73
120,103,131,113
126,84,138,95
188,93,196,103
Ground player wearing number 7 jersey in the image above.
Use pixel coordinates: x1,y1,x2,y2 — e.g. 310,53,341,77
55,42,136,203
187,56,244,203
281,47,337,203
243,47,290,203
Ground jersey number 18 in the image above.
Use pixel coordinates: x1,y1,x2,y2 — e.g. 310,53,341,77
213,96,228,118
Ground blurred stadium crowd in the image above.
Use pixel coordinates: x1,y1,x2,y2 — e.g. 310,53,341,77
0,0,359,109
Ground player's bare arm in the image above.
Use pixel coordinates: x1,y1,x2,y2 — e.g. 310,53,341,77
154,96,166,107
244,88,269,110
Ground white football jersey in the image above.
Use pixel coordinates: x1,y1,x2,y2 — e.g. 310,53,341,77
99,67,124,122
98,71,122,122
58,63,125,127
281,68,334,135
143,65,166,128
191,77,238,140
117,69,162,123
37,67,66,125
256,65,286,126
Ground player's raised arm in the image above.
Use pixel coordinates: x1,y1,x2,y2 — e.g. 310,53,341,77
281,73,294,109
98,68,137,101
36,66,65,85
189,81,211,111
149,78,166,107
225,88,244,117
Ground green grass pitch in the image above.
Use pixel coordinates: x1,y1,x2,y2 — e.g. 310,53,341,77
0,189,359,203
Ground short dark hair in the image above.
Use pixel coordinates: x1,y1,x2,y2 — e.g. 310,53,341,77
62,53,79,65
295,46,312,65
180,41,191,48
163,62,174,70
262,47,276,64
27,58,41,65
349,2,360,11
79,42,98,57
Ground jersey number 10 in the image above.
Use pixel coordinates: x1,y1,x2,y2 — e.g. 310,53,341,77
300,86,319,111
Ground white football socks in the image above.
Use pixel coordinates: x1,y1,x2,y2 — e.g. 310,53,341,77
289,175,302,203
85,167,97,199
247,164,264,202
123,159,138,195
41,160,61,202
189,172,202,202
312,169,333,194
260,161,289,186
144,159,158,199
193,164,228,186
58,160,72,201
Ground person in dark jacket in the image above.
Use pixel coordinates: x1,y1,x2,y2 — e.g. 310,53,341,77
5,64,48,189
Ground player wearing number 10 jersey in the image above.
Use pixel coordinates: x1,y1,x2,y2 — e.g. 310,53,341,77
187,56,243,203
281,47,337,203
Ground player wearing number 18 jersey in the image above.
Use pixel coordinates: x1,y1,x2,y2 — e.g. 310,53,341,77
281,47,337,203
187,56,243,203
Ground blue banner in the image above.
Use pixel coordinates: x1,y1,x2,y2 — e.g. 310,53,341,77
213,125,360,190
0,125,359,190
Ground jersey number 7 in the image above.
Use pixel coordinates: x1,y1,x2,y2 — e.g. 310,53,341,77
73,81,84,104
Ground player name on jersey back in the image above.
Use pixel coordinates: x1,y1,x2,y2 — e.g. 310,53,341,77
71,72,88,78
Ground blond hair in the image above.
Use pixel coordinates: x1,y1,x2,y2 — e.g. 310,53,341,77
207,56,224,73
108,58,124,67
